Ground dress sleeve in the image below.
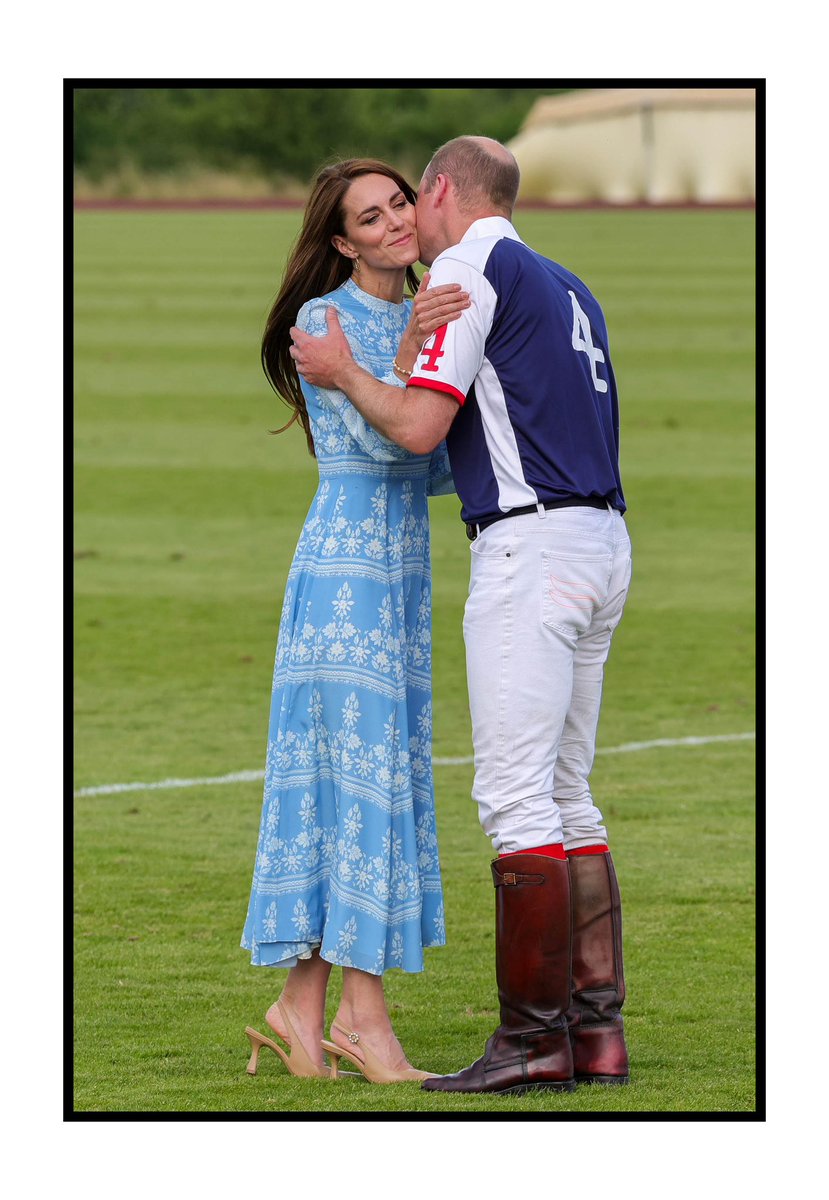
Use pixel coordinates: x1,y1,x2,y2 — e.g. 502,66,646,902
427,441,455,496
296,299,413,463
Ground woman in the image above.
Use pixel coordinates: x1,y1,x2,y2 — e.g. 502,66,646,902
240,159,468,1083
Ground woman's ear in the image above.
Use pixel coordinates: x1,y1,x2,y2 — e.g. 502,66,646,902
332,235,354,260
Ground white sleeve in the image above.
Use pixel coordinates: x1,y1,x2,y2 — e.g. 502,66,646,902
408,257,497,405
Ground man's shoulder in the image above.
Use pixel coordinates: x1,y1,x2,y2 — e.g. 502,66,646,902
432,235,505,276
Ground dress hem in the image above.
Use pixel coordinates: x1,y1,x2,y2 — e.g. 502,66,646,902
244,939,446,976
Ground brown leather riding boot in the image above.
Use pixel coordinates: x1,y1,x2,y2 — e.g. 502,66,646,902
422,854,575,1094
567,850,630,1084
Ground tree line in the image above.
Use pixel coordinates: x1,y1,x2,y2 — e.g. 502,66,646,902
73,87,565,187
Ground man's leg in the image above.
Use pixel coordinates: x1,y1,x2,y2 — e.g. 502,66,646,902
425,511,619,1094
463,517,574,854
555,515,631,1083
565,847,629,1083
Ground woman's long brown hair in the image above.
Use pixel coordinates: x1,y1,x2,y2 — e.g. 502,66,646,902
262,159,421,456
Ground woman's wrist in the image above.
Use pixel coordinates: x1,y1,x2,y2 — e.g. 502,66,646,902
394,330,420,377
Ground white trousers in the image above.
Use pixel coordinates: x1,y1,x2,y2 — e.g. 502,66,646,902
463,505,632,855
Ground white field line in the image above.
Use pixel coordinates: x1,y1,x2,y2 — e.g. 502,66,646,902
74,731,755,798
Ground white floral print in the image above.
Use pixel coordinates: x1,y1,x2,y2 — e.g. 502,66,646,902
242,280,450,975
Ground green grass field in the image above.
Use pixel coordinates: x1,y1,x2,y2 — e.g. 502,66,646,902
73,207,756,1115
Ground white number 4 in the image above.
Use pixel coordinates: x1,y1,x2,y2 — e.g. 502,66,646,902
568,290,608,393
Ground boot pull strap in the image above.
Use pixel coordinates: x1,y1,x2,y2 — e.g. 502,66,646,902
492,869,546,887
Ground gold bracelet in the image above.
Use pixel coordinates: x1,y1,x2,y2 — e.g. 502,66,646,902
392,358,412,377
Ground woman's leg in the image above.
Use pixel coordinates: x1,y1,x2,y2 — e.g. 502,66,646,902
333,967,412,1070
265,948,333,1070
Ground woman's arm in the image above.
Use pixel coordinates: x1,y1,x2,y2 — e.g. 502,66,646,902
393,274,470,379
289,276,468,454
427,441,455,496
296,299,413,463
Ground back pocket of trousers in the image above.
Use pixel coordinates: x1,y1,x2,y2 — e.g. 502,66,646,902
541,550,610,637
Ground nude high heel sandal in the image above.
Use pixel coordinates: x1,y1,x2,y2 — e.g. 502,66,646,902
322,1020,440,1084
244,1000,331,1079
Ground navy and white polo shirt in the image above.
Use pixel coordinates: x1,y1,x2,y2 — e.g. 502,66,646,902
408,216,626,525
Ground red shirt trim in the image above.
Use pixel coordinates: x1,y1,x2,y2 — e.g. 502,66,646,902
499,843,566,861
407,377,466,406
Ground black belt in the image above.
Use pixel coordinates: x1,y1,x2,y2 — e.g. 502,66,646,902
466,496,609,541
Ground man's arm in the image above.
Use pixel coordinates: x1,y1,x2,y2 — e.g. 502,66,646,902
289,307,459,455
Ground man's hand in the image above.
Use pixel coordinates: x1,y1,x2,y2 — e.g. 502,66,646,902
289,308,353,390
289,298,460,457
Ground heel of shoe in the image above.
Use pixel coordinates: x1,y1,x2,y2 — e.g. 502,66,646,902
326,1022,433,1084
321,1038,343,1079
245,1027,263,1076
570,1021,629,1081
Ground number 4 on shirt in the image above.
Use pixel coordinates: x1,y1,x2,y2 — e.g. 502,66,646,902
419,323,448,372
568,290,608,393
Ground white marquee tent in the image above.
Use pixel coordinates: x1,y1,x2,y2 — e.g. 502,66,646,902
508,88,756,204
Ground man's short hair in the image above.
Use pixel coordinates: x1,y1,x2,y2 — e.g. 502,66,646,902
422,136,520,215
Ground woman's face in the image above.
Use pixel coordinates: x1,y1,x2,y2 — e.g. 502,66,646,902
333,173,419,272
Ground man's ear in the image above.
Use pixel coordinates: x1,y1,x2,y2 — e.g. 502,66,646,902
432,174,450,207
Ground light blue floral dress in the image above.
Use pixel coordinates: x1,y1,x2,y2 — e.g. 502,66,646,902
241,278,453,975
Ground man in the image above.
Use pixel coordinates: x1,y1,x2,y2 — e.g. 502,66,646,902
289,136,632,1094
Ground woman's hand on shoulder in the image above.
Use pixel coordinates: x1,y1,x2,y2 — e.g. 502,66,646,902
395,274,470,374
410,273,470,343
